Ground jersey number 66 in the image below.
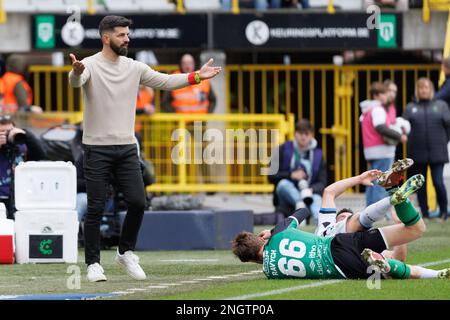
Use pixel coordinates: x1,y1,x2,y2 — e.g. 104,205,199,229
278,239,307,277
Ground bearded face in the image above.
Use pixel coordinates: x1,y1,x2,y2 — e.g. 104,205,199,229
110,36,128,56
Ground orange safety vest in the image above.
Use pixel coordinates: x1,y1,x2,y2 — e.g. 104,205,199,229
170,71,211,114
0,71,33,113
136,87,153,111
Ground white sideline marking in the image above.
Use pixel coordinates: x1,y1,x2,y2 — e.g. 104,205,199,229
225,258,450,300
127,288,148,292
160,259,218,263
226,280,343,300
419,258,450,267
207,276,228,279
159,283,182,286
193,278,215,281
146,286,168,289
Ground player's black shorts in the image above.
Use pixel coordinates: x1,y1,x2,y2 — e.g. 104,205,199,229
330,229,388,279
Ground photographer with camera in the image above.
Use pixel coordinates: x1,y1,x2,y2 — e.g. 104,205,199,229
268,119,327,224
0,115,47,218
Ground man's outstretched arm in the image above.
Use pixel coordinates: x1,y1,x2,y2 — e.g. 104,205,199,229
321,169,382,208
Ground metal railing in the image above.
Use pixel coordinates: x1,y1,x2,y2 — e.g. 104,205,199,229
28,63,441,192
138,113,294,193
225,63,441,190
28,64,179,113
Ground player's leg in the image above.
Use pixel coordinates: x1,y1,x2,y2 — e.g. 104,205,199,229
362,248,450,279
382,245,407,262
376,158,413,189
347,196,393,232
378,174,427,248
381,209,407,261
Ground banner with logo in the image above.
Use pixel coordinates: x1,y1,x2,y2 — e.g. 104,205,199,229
32,14,208,49
213,13,401,49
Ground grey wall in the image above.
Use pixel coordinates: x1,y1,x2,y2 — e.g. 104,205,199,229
0,14,31,53
403,10,447,50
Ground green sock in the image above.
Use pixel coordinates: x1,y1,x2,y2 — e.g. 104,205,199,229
394,199,421,226
387,258,411,279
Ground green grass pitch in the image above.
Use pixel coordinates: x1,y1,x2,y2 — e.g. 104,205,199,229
1,220,449,300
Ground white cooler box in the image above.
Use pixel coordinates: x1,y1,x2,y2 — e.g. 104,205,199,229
15,211,78,264
14,161,78,264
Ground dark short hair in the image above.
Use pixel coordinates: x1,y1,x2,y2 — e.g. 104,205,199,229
0,114,14,126
336,208,354,219
295,119,314,134
369,82,386,99
231,232,263,263
98,15,132,36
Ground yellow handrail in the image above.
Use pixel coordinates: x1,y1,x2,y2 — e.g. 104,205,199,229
327,0,335,14
232,0,240,14
176,0,186,14
87,0,96,15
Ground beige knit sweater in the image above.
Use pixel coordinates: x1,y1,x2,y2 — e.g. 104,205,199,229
69,52,189,145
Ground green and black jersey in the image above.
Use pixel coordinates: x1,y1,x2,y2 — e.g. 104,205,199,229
262,209,346,279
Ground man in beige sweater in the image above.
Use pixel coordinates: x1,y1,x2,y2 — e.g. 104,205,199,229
69,15,221,282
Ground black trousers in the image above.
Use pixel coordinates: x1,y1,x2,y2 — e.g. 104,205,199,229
83,144,147,265
409,163,448,219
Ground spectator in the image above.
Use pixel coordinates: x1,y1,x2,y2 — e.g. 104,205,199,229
0,115,47,218
403,78,450,220
162,54,216,114
136,85,154,115
364,0,408,11
0,55,42,114
434,57,450,107
268,119,327,224
360,82,407,206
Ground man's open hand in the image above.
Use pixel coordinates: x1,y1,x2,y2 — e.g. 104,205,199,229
359,169,383,186
198,58,222,80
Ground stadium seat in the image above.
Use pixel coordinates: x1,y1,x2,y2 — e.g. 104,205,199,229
135,0,176,12
3,0,36,13
103,0,140,13
184,0,221,11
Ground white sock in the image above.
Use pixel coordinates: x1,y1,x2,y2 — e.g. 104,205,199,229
359,197,391,228
416,266,439,279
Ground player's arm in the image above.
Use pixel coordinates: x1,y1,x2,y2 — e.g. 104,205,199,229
68,53,90,88
139,59,221,91
270,208,311,236
322,169,382,204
